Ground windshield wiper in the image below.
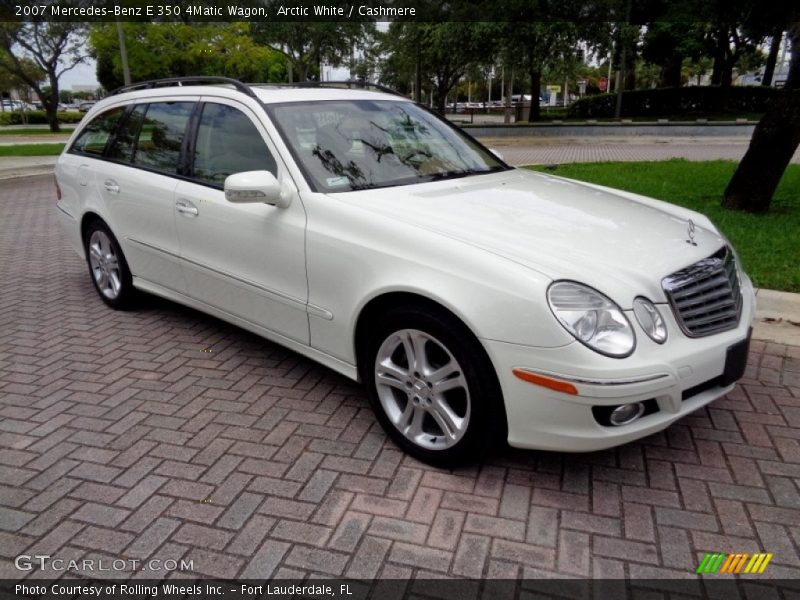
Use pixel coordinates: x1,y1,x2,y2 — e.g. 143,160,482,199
428,168,500,181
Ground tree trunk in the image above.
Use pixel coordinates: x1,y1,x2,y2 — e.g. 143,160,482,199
722,27,800,212
527,69,541,122
45,73,60,133
710,30,727,86
762,31,782,87
503,66,513,124
661,56,682,88
414,49,422,104
720,61,734,88
721,92,800,211
297,61,307,82
435,82,447,115
710,58,723,85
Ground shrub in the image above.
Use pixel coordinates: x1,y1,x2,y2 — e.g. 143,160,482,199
0,110,85,126
567,86,779,119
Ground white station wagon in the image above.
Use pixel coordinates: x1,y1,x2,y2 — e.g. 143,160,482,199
56,77,755,466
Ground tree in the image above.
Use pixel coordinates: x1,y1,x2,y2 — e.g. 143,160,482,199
347,28,381,83
642,22,706,87
761,29,783,87
693,0,769,88
251,19,373,82
0,22,86,132
380,20,496,114
722,23,800,212
499,20,580,121
89,23,286,91
0,51,44,112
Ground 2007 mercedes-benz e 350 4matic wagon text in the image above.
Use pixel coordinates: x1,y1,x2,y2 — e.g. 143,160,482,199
56,77,755,466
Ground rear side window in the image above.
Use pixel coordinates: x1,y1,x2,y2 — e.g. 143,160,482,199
130,102,194,174
109,104,146,163
70,107,125,156
191,103,277,185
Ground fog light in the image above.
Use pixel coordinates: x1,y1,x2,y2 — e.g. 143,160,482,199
609,402,645,426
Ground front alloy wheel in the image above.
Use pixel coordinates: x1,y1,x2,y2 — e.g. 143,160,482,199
363,305,505,467
375,329,471,451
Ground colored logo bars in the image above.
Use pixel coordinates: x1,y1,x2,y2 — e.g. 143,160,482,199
696,552,773,574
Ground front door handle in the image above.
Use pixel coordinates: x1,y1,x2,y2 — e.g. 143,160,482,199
175,200,199,217
104,179,120,194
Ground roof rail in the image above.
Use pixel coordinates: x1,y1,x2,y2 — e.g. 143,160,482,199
109,76,258,99
252,80,407,98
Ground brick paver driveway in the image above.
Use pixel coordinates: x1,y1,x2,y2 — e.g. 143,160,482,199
2,175,800,582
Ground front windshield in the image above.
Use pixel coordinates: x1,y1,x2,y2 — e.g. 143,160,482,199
266,100,509,192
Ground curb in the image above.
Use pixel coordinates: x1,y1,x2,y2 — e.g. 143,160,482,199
0,168,55,180
0,157,57,180
754,289,800,347
465,123,757,138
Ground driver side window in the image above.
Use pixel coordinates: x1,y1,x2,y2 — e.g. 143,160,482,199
191,103,277,186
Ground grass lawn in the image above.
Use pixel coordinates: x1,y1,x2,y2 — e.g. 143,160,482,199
0,143,65,156
528,160,800,293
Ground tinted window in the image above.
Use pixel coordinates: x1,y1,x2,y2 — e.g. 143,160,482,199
70,107,125,156
192,103,277,185
109,104,146,163
131,102,193,174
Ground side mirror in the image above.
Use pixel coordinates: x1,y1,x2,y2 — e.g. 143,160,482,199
224,171,290,208
489,148,504,161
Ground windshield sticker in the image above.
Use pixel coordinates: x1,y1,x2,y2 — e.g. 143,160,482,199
326,176,350,187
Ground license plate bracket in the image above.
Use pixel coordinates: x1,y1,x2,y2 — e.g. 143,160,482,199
721,328,752,387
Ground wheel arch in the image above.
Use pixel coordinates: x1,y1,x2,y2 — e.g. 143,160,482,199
353,292,502,391
80,211,106,244
356,292,459,370
353,289,509,454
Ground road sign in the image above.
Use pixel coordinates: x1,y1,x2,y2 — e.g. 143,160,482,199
546,85,561,93
598,77,608,92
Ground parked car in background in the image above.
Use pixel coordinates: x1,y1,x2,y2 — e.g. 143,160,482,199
55,77,755,466
0,100,30,111
78,101,96,113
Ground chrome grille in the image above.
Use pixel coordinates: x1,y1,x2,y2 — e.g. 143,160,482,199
662,246,742,337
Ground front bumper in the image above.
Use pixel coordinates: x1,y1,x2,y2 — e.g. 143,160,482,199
484,276,756,452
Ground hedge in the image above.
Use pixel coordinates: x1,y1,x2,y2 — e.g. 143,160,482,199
567,86,780,119
0,110,85,126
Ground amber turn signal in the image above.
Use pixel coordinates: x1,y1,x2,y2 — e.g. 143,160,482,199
512,368,578,395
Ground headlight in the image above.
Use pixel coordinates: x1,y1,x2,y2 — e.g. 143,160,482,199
547,281,635,358
632,297,667,344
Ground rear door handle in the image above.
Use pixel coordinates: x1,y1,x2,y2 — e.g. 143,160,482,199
104,179,120,194
175,200,199,217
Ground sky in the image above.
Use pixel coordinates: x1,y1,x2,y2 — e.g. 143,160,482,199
61,60,99,89
59,57,351,90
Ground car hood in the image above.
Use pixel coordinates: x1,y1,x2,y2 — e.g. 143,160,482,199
328,169,725,307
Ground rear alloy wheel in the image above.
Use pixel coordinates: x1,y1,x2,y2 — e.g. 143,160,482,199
84,221,135,309
364,306,504,467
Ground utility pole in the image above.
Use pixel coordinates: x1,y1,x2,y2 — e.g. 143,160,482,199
614,0,632,119
116,21,131,86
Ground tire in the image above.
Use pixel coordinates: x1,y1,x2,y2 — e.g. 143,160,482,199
84,220,136,309
362,305,505,467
